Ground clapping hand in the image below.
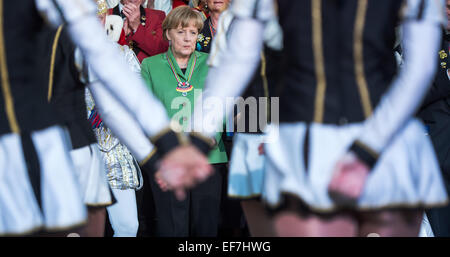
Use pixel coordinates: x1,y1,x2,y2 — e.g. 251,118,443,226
123,19,131,36
122,2,141,32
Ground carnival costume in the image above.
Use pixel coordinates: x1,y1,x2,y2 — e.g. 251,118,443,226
192,0,449,214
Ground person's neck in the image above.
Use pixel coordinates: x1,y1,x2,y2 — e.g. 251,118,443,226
210,12,221,29
172,49,190,69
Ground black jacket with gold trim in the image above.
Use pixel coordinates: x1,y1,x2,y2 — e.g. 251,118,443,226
418,31,450,175
40,26,97,149
0,1,62,135
276,0,403,124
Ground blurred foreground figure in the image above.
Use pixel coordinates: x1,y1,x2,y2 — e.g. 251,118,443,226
0,0,211,236
203,4,283,237
188,0,449,237
418,0,450,237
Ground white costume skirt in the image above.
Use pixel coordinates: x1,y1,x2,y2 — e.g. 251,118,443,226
0,126,87,236
70,144,113,207
263,119,449,213
228,133,265,199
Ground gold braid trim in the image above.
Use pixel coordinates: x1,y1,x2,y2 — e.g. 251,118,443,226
0,0,20,133
354,0,373,118
139,148,157,166
48,25,64,102
312,0,327,123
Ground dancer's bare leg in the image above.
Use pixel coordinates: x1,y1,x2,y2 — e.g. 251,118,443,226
358,209,423,237
32,225,84,237
79,206,106,237
241,200,276,237
273,211,357,237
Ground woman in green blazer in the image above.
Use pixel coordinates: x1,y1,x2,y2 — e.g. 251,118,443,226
141,6,227,237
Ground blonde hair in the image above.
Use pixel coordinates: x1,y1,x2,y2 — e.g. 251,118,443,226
162,6,204,41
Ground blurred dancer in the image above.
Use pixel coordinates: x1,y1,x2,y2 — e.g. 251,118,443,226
43,23,114,236
0,0,211,236
85,2,142,237
187,0,448,237
203,6,283,236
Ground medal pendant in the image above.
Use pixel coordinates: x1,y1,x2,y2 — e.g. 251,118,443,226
176,81,193,96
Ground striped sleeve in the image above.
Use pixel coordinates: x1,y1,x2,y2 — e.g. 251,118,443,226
402,0,446,26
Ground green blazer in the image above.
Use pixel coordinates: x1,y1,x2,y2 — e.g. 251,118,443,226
141,48,228,164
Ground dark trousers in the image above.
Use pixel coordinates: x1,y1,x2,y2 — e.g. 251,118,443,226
149,164,224,237
426,172,450,236
217,162,247,237
135,169,157,237
426,205,450,237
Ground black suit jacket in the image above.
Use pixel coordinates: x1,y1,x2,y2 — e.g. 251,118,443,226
418,31,450,179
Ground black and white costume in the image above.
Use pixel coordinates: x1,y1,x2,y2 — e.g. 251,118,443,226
42,25,113,208
192,0,448,214
1,0,185,236
206,9,283,199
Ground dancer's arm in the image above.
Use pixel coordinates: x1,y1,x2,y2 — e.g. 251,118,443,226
88,81,154,163
190,0,272,152
328,0,446,204
348,0,445,168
